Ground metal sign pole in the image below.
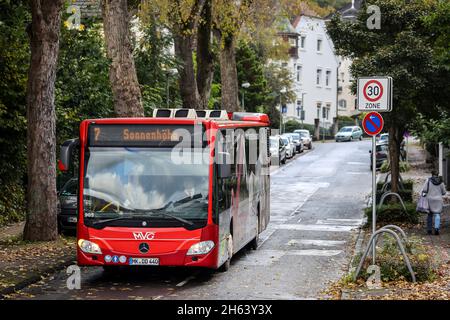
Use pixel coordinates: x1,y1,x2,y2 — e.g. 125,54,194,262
372,135,377,264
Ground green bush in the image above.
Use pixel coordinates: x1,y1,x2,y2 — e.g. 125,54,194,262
365,202,420,224
0,183,26,226
376,179,414,203
377,179,414,191
380,160,411,173
356,236,435,282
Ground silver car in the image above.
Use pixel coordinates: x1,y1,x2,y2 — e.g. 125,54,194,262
335,126,363,142
294,129,313,149
281,135,295,159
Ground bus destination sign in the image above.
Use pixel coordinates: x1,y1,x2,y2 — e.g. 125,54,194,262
88,124,201,147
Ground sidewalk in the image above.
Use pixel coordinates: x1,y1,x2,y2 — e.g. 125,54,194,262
0,222,76,298
326,142,450,300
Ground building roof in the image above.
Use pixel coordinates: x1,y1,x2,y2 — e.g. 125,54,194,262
276,17,298,35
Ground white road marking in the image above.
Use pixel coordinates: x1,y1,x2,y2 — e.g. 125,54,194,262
239,248,343,266
275,224,357,232
316,218,363,226
347,172,367,175
286,249,342,257
347,162,366,165
287,239,346,247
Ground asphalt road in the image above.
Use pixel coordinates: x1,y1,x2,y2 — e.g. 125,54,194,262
10,140,372,300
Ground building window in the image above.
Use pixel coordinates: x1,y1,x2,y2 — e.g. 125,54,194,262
339,99,347,109
325,70,331,87
340,72,345,83
316,103,321,119
325,104,331,119
296,65,302,82
316,69,322,86
300,36,306,49
317,38,322,52
289,37,297,47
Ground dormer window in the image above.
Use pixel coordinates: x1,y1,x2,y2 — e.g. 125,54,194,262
317,38,322,52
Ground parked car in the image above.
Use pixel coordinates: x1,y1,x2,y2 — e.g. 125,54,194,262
294,129,313,149
376,133,407,161
57,178,78,234
378,133,389,145
281,135,295,159
335,126,363,142
286,132,304,153
369,143,389,170
269,136,286,165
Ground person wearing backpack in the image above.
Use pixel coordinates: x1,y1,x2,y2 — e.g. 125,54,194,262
420,170,446,235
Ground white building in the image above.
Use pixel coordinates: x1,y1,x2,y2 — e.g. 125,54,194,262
337,57,359,118
278,16,339,131
327,0,363,119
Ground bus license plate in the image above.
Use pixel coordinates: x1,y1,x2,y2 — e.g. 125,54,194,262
129,257,159,266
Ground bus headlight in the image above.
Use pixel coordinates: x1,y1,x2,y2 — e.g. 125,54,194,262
187,241,214,255
78,239,102,254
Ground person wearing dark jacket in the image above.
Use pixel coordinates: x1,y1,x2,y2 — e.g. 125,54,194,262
421,170,446,235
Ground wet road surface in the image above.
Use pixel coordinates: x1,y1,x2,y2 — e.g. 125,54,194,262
10,140,372,300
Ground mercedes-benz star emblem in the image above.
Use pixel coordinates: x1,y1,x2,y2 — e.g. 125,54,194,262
139,242,149,254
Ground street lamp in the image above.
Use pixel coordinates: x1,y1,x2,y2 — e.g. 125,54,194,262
301,92,306,125
241,82,250,110
280,87,287,134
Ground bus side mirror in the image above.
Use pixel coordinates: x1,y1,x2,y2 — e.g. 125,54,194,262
59,138,79,172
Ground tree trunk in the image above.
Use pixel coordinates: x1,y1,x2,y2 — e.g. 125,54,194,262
220,34,240,111
174,33,201,109
102,0,144,117
388,125,401,195
23,0,64,241
196,0,214,110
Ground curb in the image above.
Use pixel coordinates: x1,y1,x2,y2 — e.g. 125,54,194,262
348,227,366,276
0,256,75,299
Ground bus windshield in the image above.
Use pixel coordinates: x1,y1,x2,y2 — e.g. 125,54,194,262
83,147,209,227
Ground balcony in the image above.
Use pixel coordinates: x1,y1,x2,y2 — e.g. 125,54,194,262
288,46,299,59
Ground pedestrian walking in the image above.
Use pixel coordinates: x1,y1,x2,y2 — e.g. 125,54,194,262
420,170,446,235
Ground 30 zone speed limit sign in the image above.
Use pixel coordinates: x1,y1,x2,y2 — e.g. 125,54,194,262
357,77,392,112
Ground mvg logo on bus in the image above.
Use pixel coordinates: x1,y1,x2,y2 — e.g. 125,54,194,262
133,232,155,240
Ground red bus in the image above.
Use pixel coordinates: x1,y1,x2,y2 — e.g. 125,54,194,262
59,109,271,271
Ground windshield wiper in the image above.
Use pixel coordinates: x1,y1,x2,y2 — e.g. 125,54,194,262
141,211,194,226
89,215,140,229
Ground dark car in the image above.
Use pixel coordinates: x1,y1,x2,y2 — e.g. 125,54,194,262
377,133,407,161
370,144,389,170
57,178,78,234
286,132,304,153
